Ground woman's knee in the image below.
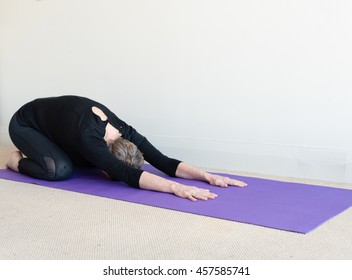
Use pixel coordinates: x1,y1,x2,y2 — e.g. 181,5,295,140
43,156,73,181
55,160,73,180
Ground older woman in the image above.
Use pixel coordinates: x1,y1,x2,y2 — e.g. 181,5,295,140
7,95,246,201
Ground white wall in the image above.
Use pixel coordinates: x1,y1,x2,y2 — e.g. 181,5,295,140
1,0,352,183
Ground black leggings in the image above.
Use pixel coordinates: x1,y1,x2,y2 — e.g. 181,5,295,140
9,114,73,181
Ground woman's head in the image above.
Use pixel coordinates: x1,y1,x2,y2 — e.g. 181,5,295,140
109,138,144,169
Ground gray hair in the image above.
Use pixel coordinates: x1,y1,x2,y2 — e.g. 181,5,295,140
109,138,144,169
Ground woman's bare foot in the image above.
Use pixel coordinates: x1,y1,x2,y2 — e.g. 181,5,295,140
6,151,23,172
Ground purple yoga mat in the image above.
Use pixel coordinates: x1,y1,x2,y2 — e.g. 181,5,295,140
1,165,352,233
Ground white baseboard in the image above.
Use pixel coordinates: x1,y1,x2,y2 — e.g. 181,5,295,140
146,134,352,184
1,124,351,184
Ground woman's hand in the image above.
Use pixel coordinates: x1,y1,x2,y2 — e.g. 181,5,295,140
205,173,247,188
175,162,247,189
171,183,218,202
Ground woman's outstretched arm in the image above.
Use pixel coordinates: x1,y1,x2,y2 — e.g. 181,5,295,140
175,162,247,188
139,171,218,202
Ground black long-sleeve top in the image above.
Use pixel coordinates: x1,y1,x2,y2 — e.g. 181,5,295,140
17,95,181,187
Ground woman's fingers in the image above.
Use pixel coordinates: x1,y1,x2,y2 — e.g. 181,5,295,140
227,178,247,187
180,186,218,201
195,189,217,201
211,175,247,188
